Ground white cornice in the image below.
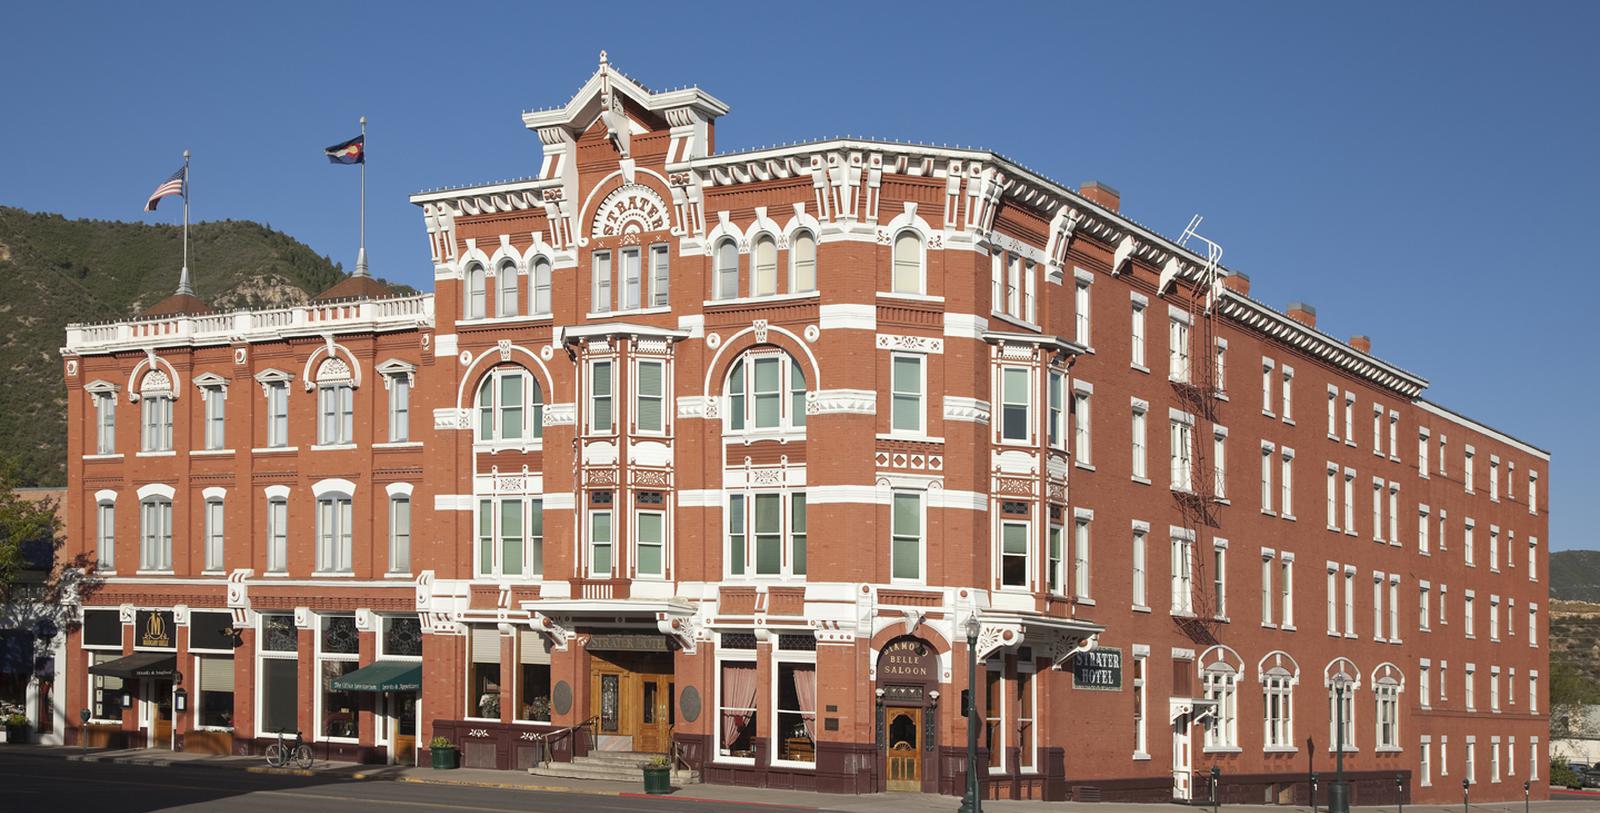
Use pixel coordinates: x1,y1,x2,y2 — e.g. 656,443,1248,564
1215,289,1428,398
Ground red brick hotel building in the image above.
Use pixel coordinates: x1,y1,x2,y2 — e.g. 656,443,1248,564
57,58,1549,805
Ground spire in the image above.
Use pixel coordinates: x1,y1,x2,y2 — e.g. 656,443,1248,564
175,263,194,296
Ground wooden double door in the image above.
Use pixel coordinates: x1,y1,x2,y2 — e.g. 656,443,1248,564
590,652,674,754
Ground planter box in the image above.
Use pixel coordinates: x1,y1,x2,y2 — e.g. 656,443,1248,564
643,766,672,794
5,724,29,744
430,747,459,770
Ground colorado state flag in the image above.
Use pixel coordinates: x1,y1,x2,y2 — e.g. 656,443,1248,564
324,134,364,164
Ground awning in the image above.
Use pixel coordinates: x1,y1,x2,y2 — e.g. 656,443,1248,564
330,660,421,693
86,652,176,679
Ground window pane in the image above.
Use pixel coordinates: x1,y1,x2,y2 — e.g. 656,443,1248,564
636,512,663,576
753,358,780,428
754,237,777,296
791,495,807,576
755,494,781,575
501,499,523,576
892,232,920,293
792,232,816,292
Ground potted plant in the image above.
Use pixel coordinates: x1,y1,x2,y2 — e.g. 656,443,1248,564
428,735,458,770
3,712,29,744
641,753,672,794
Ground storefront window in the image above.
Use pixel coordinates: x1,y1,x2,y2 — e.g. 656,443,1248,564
89,651,123,722
985,668,1003,769
718,660,757,759
319,615,359,740
774,662,816,764
468,627,501,719
196,655,234,729
383,616,423,658
259,614,298,736
0,631,33,713
517,630,550,722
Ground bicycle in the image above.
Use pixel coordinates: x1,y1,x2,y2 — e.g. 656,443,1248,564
264,728,313,769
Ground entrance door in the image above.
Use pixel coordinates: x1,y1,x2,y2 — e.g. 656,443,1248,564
886,708,921,792
379,692,417,765
143,680,173,750
636,676,673,754
1171,714,1192,801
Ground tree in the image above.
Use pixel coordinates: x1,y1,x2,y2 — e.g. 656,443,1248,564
1550,653,1600,740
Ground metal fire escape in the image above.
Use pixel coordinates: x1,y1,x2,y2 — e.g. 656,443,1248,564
1171,214,1226,647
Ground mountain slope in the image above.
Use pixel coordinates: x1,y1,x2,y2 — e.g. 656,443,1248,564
1552,550,1600,603
0,206,409,487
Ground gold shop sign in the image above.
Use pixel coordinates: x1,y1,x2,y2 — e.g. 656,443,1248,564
136,610,175,649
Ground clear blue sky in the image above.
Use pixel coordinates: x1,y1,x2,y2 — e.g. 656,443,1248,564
3,3,1594,549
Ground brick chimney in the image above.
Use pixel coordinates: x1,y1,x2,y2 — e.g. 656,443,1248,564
1079,180,1120,212
1349,335,1372,354
1286,301,1317,329
1220,272,1251,296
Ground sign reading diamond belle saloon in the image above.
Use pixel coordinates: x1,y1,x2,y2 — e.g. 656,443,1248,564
59,53,1550,806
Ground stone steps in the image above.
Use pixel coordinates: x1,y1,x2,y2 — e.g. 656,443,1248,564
527,751,698,784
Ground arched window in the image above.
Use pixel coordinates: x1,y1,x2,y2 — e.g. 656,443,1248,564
532,257,552,315
891,230,922,294
790,230,816,292
316,357,355,446
725,348,808,433
752,235,777,297
464,262,487,319
1202,662,1239,749
1259,651,1299,750
1325,657,1360,752
714,239,739,300
1372,663,1403,750
497,260,519,317
476,366,544,443
138,370,174,452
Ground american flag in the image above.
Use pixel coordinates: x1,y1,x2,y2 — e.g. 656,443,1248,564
145,166,186,211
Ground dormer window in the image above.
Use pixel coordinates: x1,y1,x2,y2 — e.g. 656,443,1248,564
315,358,355,446
138,369,174,452
725,348,808,433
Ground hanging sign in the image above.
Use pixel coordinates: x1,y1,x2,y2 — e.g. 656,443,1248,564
1071,646,1123,691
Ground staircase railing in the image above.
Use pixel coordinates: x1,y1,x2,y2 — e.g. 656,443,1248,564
531,716,598,768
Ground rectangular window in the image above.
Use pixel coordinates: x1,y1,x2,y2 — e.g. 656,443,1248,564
1344,392,1354,444
267,497,287,573
1133,651,1148,756
1001,520,1029,589
1371,480,1383,542
96,502,115,571
636,510,665,578
317,384,353,445
1326,465,1338,529
94,391,116,454
141,395,173,452
1072,389,1091,466
649,244,670,308
620,247,642,310
589,361,613,434
635,360,665,434
1344,568,1355,635
999,366,1029,442
139,498,172,571
1212,543,1227,619
1261,359,1275,415
1131,405,1148,479
388,376,410,442
1074,277,1091,344
1281,451,1294,517
1422,738,1433,786
589,509,613,576
1343,469,1355,531
1465,520,1476,566
499,498,527,579
196,654,234,729
204,499,224,572
891,354,925,434
1215,339,1227,394
1281,557,1294,628
1073,516,1091,599
1213,430,1227,499
754,494,781,576
791,494,807,576
1261,554,1274,626
1169,318,1191,382
467,627,502,720
260,651,299,736
891,491,922,581
774,660,818,765
389,496,411,574
1047,371,1065,450
1466,665,1477,710
1327,386,1338,437
591,250,612,313
1171,534,1194,614
203,387,226,450
727,494,745,577
1047,524,1064,596
266,382,288,448
1281,366,1294,421
1261,444,1274,513
1170,419,1194,490
1419,430,1429,477
498,264,519,317
1130,302,1146,367
1132,527,1148,608
1420,585,1432,631
315,496,353,573
1465,447,1476,492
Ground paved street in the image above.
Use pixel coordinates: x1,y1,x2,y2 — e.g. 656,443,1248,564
3,749,1598,813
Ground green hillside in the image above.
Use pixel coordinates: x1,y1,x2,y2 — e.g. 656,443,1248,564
0,206,410,487
1552,550,1600,603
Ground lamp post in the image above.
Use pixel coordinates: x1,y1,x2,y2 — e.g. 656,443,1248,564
1330,674,1351,813
958,614,982,813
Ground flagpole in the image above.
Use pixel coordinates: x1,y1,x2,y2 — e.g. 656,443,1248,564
355,116,368,277
178,149,193,296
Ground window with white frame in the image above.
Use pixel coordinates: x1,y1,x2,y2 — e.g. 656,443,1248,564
266,495,287,573
315,492,353,573
1261,358,1275,415
1373,573,1386,641
1073,511,1092,599
1420,660,1432,707
591,250,613,312
588,360,614,435
1261,551,1276,626
1263,662,1296,750
635,359,667,435
1171,531,1194,614
1281,366,1294,421
1215,339,1228,394
1529,471,1539,514
1388,411,1399,458
790,231,816,293
1344,391,1355,444
1388,576,1400,641
1466,591,1476,638
1529,671,1538,713
1326,465,1339,529
92,387,116,454
464,262,486,319
204,498,224,572
1072,385,1092,466
726,348,808,433
1281,449,1295,518
1344,567,1356,635
1213,428,1227,499
588,505,613,577
201,381,226,450
1261,443,1275,513
476,497,542,579
1370,479,1383,542
1491,666,1501,711
1327,386,1338,437
466,625,502,720
476,366,544,443
1372,405,1384,455
1467,738,1477,784
1047,371,1066,451
714,239,738,300
497,259,519,317
1131,400,1148,479
1212,542,1228,619
532,256,553,314
717,640,758,759
1466,663,1477,710
891,230,923,294
752,235,778,297
1375,672,1401,750
648,244,670,307
891,491,923,582
317,614,360,740
264,377,289,448
1490,595,1500,640
1074,273,1091,344
1422,737,1433,786
1000,517,1030,589
139,496,172,571
773,638,818,765
389,493,411,574
1418,429,1429,477
998,365,1029,443
1130,297,1146,368
635,508,667,579
1132,523,1149,608
139,374,174,452
1343,469,1355,532
1203,662,1239,749
1281,556,1295,628
620,247,643,309
1529,604,1538,646
1328,671,1357,751
1465,518,1476,565
1387,482,1399,543
1170,414,1194,491
1490,456,1500,501
1419,583,1432,631
1491,738,1502,783
1169,315,1192,382
1489,526,1500,572
724,491,806,578
890,354,927,435
1133,649,1149,757
385,368,411,442
1464,446,1476,492
95,498,115,571
258,614,300,734
315,359,354,446
1047,522,1065,596
1418,505,1430,554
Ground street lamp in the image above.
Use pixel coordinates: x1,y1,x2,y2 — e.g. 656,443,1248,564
1329,673,1352,813
958,614,982,813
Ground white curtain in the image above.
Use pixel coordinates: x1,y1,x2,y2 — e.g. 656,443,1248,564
721,663,757,747
793,665,817,740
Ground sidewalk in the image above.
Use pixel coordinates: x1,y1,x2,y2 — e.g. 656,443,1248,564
4,745,1591,813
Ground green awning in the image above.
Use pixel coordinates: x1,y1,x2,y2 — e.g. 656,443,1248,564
330,660,422,692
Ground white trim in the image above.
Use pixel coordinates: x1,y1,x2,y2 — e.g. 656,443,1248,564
263,484,291,500
201,486,227,500
95,489,118,504
136,483,176,500
312,478,357,498
386,482,415,498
